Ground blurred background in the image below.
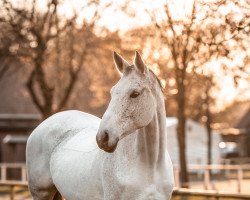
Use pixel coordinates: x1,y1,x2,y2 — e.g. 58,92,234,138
0,0,249,199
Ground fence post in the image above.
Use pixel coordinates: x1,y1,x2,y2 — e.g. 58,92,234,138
204,169,210,190
10,185,14,200
225,160,230,178
174,168,180,188
237,167,243,193
1,164,7,181
21,165,26,182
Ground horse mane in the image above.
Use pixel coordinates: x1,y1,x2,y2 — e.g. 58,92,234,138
149,69,164,93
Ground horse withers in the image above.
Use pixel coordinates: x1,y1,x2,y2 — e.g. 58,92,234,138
26,51,174,200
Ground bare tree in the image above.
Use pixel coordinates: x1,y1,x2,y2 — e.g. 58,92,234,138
0,20,22,81
145,0,250,187
1,0,101,118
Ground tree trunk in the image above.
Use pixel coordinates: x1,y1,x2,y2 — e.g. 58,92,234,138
205,88,212,165
27,48,55,120
177,116,189,188
176,79,189,188
206,119,212,165
42,106,54,120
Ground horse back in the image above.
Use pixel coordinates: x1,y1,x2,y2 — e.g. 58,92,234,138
27,110,100,153
26,110,101,190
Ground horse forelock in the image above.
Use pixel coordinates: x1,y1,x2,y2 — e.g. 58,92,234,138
123,65,163,93
123,65,134,75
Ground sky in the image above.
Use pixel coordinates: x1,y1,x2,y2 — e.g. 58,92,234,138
60,0,195,31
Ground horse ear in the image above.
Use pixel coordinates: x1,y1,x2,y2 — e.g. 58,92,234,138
113,51,130,75
134,51,146,74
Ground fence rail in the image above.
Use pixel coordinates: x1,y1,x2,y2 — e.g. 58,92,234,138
1,163,250,199
173,164,250,194
173,188,250,199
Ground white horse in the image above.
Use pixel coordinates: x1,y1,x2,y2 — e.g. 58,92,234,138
26,51,174,200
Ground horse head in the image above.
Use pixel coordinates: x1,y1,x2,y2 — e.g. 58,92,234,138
96,51,160,153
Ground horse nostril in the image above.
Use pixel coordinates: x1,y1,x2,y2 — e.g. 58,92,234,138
103,131,109,143
96,129,119,153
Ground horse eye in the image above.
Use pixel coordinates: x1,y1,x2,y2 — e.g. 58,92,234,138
130,91,140,98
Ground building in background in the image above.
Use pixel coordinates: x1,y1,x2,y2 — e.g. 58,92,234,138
218,107,250,164
166,117,222,166
0,113,41,179
235,108,250,157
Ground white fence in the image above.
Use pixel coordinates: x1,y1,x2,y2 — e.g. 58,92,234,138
174,164,250,194
1,163,250,197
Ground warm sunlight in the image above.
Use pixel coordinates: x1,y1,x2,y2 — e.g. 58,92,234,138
0,0,250,199
6,0,250,110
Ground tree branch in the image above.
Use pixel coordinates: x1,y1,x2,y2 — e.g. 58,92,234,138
182,0,196,68
56,48,88,111
0,62,9,80
165,4,178,69
26,70,44,112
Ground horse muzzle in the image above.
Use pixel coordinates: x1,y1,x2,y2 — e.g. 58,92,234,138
96,130,119,153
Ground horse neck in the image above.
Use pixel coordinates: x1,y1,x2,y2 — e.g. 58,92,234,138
136,89,166,172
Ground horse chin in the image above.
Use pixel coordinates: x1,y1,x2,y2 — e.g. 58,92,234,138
99,140,119,153
103,146,117,153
